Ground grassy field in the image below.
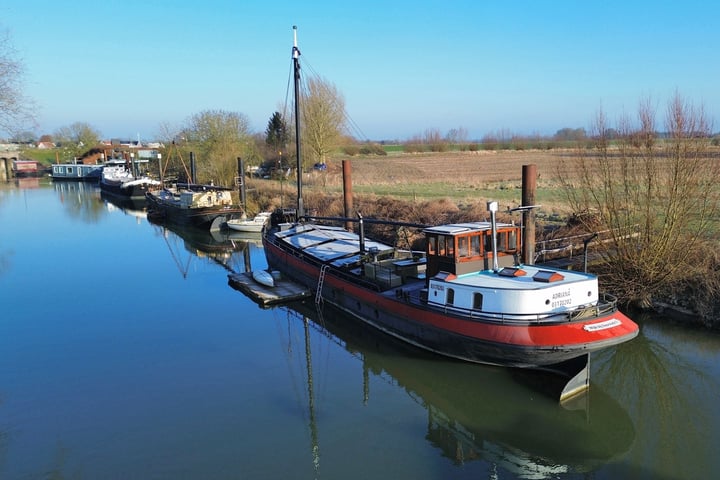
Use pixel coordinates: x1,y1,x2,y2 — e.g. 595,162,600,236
19,148,58,165
298,149,576,218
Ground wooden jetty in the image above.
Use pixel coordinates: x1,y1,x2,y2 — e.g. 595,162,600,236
228,272,312,307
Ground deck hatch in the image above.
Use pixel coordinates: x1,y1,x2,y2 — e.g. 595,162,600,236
533,270,565,283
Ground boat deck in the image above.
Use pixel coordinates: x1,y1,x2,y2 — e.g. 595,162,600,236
277,223,393,266
451,265,595,290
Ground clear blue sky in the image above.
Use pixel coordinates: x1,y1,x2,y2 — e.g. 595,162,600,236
3,0,719,141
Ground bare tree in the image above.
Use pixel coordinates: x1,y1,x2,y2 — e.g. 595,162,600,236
155,121,182,145
423,128,447,152
446,127,469,149
0,28,35,136
184,109,256,186
300,76,345,168
558,93,718,307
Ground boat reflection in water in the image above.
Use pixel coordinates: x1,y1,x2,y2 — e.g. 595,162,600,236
101,190,148,217
53,180,105,222
147,215,258,277
101,191,148,225
276,299,636,478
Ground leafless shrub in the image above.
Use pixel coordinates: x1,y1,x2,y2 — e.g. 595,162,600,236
558,93,719,310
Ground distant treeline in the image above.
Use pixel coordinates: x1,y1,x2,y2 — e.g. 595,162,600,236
342,127,720,156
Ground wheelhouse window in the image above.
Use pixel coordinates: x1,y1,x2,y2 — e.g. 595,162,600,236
484,232,493,252
508,229,518,250
497,231,507,251
483,228,521,255
496,228,519,253
458,236,469,257
471,235,482,256
437,236,446,256
427,235,437,255
433,235,454,258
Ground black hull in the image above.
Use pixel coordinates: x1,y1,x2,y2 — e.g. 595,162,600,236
100,191,147,211
100,181,154,201
51,175,100,182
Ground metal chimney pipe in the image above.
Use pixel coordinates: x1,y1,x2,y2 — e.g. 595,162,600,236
488,201,499,272
358,212,365,254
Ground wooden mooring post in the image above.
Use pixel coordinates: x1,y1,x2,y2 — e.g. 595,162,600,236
522,164,537,265
342,159,353,232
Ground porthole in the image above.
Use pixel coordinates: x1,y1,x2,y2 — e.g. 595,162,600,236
545,299,550,305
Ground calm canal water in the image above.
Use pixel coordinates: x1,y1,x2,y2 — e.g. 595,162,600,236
1,179,719,479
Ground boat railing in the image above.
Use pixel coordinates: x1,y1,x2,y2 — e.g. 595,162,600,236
569,292,619,319
411,291,620,325
535,227,641,264
176,182,234,192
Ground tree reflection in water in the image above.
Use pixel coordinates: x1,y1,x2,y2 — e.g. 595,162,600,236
593,313,720,478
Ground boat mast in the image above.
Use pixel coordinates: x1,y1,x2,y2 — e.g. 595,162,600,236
292,25,305,218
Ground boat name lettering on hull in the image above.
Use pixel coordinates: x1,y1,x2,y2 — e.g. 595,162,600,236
583,318,622,332
551,289,573,308
552,298,573,308
552,289,571,300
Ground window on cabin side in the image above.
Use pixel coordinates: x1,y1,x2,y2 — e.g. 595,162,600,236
473,292,483,309
446,236,454,257
447,288,455,305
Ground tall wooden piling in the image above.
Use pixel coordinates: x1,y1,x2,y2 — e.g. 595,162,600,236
189,152,197,184
522,164,537,265
237,157,246,211
342,160,353,231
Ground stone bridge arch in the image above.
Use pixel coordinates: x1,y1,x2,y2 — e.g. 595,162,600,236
0,150,21,181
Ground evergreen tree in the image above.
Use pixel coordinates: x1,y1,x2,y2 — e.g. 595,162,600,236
265,111,289,155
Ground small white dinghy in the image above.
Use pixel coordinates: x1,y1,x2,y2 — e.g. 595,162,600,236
226,212,272,233
252,269,275,288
